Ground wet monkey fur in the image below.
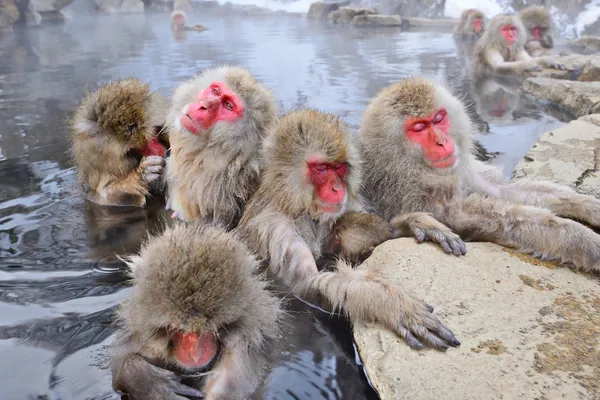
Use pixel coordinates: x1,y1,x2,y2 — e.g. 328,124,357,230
170,10,208,32
519,6,555,57
472,14,565,79
70,78,169,207
112,223,281,400
358,77,600,274
237,109,461,351
453,8,485,39
166,65,277,228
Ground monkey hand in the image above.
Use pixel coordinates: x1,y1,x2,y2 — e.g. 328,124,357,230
521,61,543,73
139,156,166,185
391,213,467,256
541,57,567,70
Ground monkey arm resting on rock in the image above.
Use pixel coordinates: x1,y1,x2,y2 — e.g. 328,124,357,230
237,109,461,351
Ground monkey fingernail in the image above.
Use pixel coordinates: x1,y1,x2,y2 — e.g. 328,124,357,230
450,338,461,347
172,384,204,398
425,303,434,312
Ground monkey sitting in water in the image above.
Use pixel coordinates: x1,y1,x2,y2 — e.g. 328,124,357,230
453,8,485,40
112,222,281,400
170,10,208,32
70,78,169,207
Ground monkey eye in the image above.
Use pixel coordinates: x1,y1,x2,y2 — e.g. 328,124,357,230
313,164,328,172
212,87,221,96
128,124,137,134
411,122,426,132
224,100,235,111
432,111,446,124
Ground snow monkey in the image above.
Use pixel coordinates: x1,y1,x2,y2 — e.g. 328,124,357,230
519,6,555,57
472,14,565,79
170,10,208,33
70,78,169,207
112,222,281,400
453,8,485,39
166,65,277,228
237,109,461,351
358,76,600,274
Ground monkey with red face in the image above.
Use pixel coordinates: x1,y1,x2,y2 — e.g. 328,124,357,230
170,10,207,33
454,8,485,39
238,109,461,351
519,6,555,57
359,76,600,274
166,65,276,228
472,14,565,78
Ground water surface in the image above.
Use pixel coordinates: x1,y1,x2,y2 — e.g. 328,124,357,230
0,11,566,400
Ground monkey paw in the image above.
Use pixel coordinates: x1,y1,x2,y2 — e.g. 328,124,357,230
395,295,461,351
523,63,543,73
412,226,467,256
140,155,166,184
145,364,204,399
544,59,567,70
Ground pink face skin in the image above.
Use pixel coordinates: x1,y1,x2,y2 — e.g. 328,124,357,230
500,24,518,45
180,81,245,135
473,18,482,33
170,330,219,369
531,26,542,41
404,108,457,169
307,156,348,213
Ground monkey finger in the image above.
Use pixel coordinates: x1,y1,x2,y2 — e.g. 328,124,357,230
428,322,461,347
171,383,204,399
396,324,424,350
425,303,434,312
143,155,167,167
145,165,164,174
412,228,427,243
439,240,453,254
412,326,449,351
449,238,467,256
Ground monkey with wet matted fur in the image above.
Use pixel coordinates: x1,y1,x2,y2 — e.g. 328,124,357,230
166,65,277,228
519,6,555,57
237,109,461,351
453,8,485,39
170,10,208,32
112,222,281,400
70,78,169,207
358,76,600,274
472,14,565,79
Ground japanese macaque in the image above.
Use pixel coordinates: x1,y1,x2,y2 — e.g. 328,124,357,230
358,77,600,274
112,223,281,400
453,8,485,39
317,211,393,268
70,78,169,207
472,14,565,79
237,109,461,350
166,65,276,228
170,10,207,33
519,6,554,57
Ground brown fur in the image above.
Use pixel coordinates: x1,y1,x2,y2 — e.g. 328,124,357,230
70,78,169,207
358,77,600,274
454,8,485,39
237,109,460,351
112,222,281,400
166,65,276,228
519,6,555,56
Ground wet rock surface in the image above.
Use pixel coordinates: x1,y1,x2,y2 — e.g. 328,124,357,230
354,240,600,400
328,6,378,23
522,77,600,117
351,14,403,27
514,114,600,197
569,36,600,54
307,1,348,19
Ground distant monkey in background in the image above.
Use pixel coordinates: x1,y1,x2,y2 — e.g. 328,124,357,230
238,109,461,351
70,78,169,207
112,223,281,400
472,14,565,78
170,10,208,33
454,8,485,39
519,6,555,57
358,76,600,274
166,65,277,228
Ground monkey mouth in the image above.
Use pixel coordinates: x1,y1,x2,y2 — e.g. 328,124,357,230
183,113,205,136
430,154,457,169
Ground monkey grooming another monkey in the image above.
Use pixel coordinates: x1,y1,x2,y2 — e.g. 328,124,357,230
472,14,565,79
519,6,555,57
358,76,600,273
238,109,460,351
112,222,281,400
170,10,208,33
166,65,276,228
70,78,169,207
453,8,485,39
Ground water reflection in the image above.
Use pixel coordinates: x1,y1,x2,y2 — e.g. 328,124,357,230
0,10,568,400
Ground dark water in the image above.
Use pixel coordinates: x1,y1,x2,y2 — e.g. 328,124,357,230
0,10,566,400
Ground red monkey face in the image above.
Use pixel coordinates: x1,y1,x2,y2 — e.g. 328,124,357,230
169,329,220,370
307,157,348,214
500,24,518,44
405,108,456,169
180,82,245,135
473,18,482,33
531,26,542,41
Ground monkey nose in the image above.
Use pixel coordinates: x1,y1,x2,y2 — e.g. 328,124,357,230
195,98,220,111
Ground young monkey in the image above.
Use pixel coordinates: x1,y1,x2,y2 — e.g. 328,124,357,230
166,65,277,228
358,77,600,274
238,109,460,351
453,8,485,39
519,6,555,57
170,10,207,33
472,14,565,79
70,78,169,207
112,223,281,400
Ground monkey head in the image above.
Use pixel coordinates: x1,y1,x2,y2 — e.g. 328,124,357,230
481,15,527,51
465,9,485,35
170,10,187,31
168,65,276,150
261,109,362,222
519,6,554,49
359,77,473,176
118,223,281,375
